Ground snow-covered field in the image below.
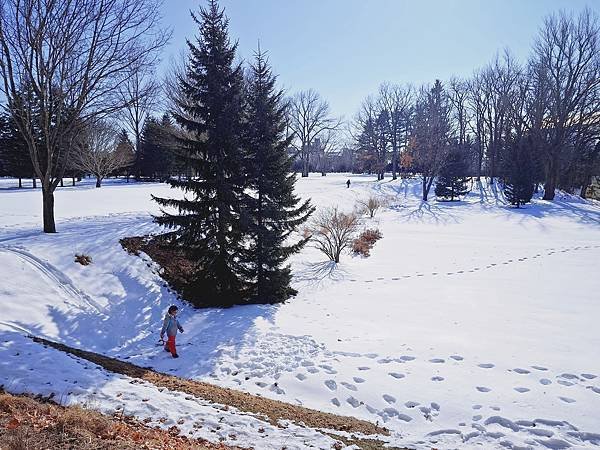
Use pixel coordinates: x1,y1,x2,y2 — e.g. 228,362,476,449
1,174,599,449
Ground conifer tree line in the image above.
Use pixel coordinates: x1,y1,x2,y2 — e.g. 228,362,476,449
351,8,600,206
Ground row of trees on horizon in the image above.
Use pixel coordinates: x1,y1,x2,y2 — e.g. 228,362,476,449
0,1,599,229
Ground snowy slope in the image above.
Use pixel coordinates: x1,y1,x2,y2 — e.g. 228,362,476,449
1,174,600,449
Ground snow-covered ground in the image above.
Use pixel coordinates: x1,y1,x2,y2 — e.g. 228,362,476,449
1,174,599,449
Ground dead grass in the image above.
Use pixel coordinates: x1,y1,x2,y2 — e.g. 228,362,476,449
30,336,403,449
0,389,237,450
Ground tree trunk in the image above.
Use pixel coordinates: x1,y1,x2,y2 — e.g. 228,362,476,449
580,170,592,199
42,188,56,233
542,175,556,200
422,177,428,201
302,157,309,177
96,176,102,188
60,178,64,187
32,177,37,188
392,151,398,180
18,178,22,188
72,177,76,186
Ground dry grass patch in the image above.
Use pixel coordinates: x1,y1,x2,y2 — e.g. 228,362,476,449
0,389,236,450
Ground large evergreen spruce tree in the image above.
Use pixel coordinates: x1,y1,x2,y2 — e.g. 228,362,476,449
502,137,535,208
434,144,470,201
153,0,247,306
243,50,314,303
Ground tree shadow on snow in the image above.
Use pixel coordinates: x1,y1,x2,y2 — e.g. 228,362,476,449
293,260,349,288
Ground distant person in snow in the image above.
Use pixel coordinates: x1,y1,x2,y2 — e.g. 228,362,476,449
346,179,351,188
160,305,184,358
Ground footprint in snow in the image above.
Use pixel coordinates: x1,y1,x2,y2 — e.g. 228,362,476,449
400,355,416,361
389,372,405,379
346,396,362,408
431,376,445,382
429,358,445,364
540,378,552,385
472,404,482,410
450,355,464,361
581,373,597,380
404,401,419,408
557,380,574,387
358,366,371,371
318,364,337,374
587,386,600,394
514,387,530,393
306,366,319,374
324,379,337,391
513,368,531,374
295,373,307,381
331,398,340,407
559,373,580,380
341,382,358,391
531,365,548,371
478,363,495,369
353,377,365,383
473,415,483,421
559,396,576,403
476,386,491,392
383,394,396,404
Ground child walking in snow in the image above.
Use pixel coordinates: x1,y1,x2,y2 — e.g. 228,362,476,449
160,305,184,358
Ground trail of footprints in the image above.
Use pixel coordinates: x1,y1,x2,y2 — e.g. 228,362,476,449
348,244,600,284
216,345,600,431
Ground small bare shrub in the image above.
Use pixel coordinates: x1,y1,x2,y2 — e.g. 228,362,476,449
74,254,92,266
356,196,384,218
307,207,359,263
352,228,383,257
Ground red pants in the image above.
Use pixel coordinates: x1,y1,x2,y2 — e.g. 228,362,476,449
165,336,177,355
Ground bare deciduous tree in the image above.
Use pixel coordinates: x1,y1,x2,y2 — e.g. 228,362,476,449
356,196,384,218
353,96,389,180
117,64,161,179
532,7,600,200
410,80,453,201
0,0,170,232
378,83,413,179
287,89,342,177
307,207,359,263
72,121,133,188
467,52,522,182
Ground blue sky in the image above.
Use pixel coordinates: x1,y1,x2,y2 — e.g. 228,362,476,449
159,0,598,119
